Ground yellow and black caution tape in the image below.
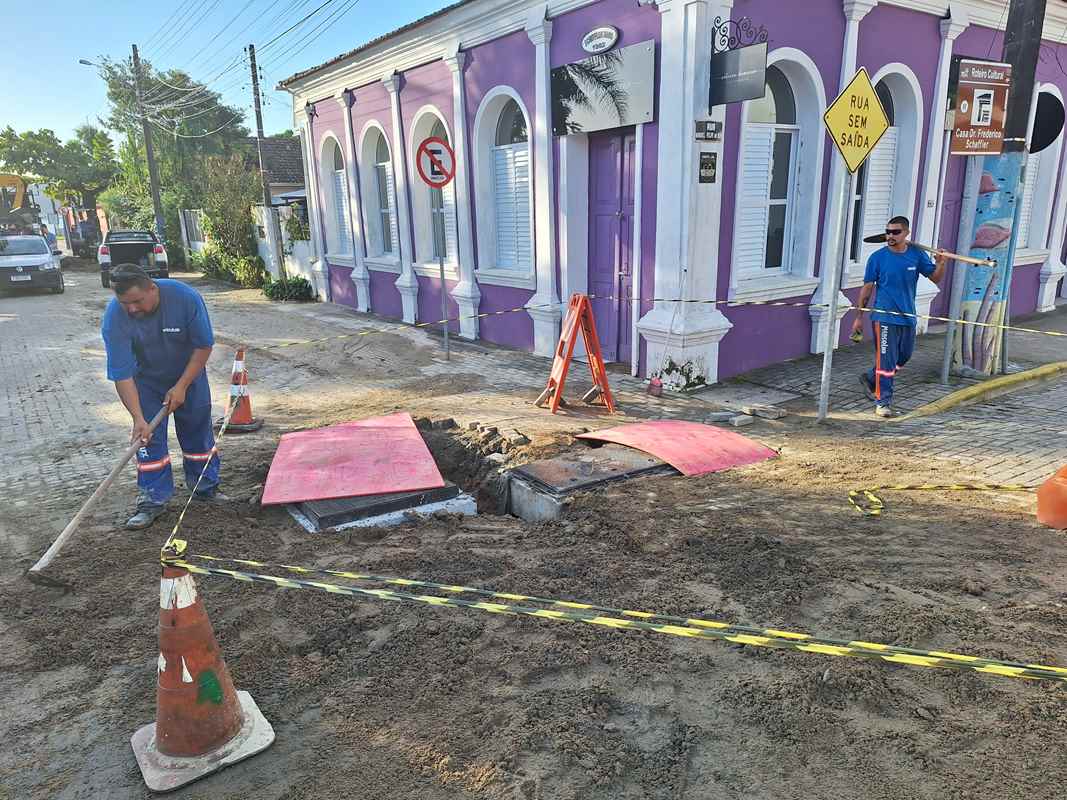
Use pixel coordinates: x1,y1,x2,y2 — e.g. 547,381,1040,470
848,483,1037,516
162,546,1067,684
242,292,1067,355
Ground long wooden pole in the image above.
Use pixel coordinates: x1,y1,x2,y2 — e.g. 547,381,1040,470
27,407,169,586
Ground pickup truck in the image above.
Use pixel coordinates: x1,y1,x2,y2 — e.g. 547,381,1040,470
99,230,168,288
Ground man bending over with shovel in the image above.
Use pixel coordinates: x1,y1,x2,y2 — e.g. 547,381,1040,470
102,265,223,530
851,216,947,418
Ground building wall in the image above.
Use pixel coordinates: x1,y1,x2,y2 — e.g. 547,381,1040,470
296,0,1067,383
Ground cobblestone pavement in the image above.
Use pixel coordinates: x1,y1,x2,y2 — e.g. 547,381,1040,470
871,376,1067,487
742,305,1067,416
0,275,131,521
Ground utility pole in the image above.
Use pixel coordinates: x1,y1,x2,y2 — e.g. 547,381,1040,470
131,44,166,240
248,44,285,277
248,44,273,209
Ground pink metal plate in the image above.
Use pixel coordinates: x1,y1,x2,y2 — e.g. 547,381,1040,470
261,412,445,506
577,420,776,477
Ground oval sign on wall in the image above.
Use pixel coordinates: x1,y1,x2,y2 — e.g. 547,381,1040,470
581,26,619,54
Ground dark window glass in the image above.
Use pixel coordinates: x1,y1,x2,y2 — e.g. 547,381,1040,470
876,81,895,126
765,205,787,268
770,131,793,200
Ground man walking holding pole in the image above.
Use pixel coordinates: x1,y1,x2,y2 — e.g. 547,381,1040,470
852,215,947,417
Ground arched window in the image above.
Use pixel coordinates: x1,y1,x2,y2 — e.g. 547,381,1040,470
428,119,454,262
736,65,798,272
360,128,396,258
473,89,535,284
409,112,456,265
1016,88,1064,254
491,99,531,270
849,80,896,263
323,139,351,256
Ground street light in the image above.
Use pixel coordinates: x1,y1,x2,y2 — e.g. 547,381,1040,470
78,59,96,67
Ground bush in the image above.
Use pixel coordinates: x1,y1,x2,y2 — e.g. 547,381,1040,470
263,276,314,302
189,247,266,288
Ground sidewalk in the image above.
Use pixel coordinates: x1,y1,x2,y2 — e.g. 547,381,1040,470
718,303,1067,417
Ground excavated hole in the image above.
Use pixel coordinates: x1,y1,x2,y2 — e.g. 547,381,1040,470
421,426,513,515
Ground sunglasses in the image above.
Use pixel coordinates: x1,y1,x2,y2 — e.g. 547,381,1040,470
885,229,905,235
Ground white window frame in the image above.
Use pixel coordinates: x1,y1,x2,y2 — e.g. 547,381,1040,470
408,106,459,279
845,64,924,285
472,86,536,290
1015,84,1064,266
319,133,352,263
728,49,825,302
357,121,400,272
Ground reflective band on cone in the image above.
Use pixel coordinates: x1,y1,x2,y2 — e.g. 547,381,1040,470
131,565,274,791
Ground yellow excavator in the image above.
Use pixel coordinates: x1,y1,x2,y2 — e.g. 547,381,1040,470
0,173,41,233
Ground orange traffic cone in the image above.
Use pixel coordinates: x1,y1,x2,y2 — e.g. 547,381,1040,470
1037,465,1067,529
131,565,274,792
217,347,262,432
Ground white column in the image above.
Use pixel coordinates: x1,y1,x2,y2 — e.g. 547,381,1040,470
913,5,968,331
337,90,370,311
444,44,482,339
525,5,563,357
915,5,968,243
809,0,878,353
636,0,732,387
1040,157,1067,310
383,73,419,323
299,113,329,300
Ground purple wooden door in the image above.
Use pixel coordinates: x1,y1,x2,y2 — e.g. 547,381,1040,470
588,131,636,363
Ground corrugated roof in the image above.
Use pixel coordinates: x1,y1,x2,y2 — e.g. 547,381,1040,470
240,137,305,185
278,0,475,90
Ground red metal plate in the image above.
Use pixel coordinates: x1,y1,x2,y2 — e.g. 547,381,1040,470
577,420,776,477
261,412,445,506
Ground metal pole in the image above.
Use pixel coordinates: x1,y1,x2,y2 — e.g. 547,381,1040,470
131,44,166,241
436,205,449,360
816,171,858,422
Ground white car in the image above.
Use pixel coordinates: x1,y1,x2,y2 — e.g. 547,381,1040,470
0,234,64,293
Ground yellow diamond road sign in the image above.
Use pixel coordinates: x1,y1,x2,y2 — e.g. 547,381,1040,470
823,67,890,174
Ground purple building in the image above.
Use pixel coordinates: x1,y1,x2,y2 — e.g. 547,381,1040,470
280,0,1067,387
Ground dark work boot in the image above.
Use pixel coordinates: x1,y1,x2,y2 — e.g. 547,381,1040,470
126,493,167,530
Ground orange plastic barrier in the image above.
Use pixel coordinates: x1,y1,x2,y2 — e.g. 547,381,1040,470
1037,465,1067,530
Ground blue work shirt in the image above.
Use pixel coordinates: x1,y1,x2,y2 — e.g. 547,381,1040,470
863,245,936,327
101,279,214,405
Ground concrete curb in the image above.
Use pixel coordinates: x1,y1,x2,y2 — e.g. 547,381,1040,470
898,361,1067,422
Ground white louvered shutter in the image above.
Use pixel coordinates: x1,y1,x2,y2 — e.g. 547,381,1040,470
513,146,531,269
493,144,532,270
734,125,775,273
860,126,898,264
1016,150,1040,249
333,170,351,253
385,169,398,254
443,183,458,262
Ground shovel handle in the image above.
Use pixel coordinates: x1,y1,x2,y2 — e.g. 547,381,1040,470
911,242,996,267
27,407,169,580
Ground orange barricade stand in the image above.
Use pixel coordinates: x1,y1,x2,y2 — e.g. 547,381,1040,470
535,294,616,414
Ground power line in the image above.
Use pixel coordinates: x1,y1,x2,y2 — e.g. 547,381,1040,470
260,0,337,51
142,0,201,51
259,0,362,72
153,0,227,63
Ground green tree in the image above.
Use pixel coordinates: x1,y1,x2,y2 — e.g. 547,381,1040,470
201,154,258,257
0,124,118,207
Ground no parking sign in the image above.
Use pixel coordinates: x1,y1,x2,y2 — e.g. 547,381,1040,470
416,137,455,188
